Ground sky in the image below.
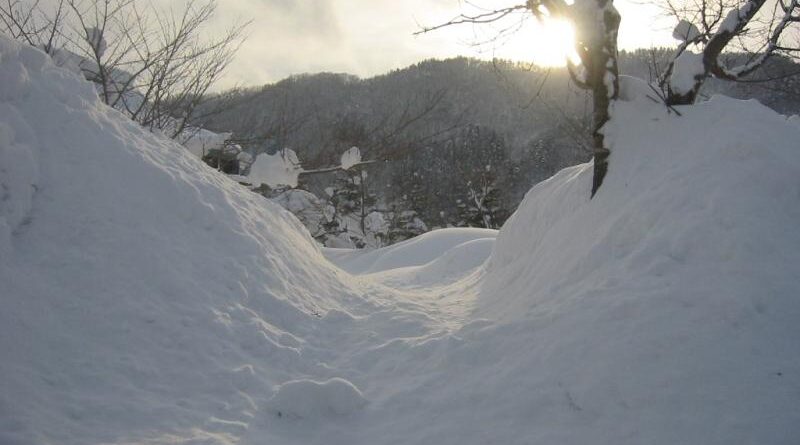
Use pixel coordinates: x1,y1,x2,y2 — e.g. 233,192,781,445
199,0,679,89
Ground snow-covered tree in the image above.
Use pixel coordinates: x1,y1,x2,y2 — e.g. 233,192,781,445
460,166,508,229
327,167,380,248
386,207,428,245
418,0,620,196
659,0,800,105
249,149,303,189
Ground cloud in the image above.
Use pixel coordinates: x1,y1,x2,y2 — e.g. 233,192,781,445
37,0,673,90
207,0,470,88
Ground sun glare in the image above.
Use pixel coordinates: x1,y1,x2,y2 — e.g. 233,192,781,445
499,19,578,67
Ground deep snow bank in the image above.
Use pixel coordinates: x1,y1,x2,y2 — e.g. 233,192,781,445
471,93,800,442
325,227,497,275
484,93,800,320
325,227,496,290
0,35,389,445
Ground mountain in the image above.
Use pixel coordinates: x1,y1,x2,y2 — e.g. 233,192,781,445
199,54,800,240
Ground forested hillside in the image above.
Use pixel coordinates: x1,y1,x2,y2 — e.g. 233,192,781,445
199,52,800,247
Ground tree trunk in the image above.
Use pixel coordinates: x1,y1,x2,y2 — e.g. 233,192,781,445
583,0,621,197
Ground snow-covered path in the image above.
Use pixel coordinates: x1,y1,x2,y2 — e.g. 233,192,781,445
2,35,799,445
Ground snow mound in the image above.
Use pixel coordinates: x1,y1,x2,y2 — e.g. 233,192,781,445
0,39,82,262
0,34,379,445
352,236,495,289
669,51,705,95
248,149,303,188
484,95,800,321
268,378,367,419
404,237,494,283
466,94,800,443
325,227,497,275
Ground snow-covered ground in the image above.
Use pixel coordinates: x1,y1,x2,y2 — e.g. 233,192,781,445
325,227,496,275
1,35,799,445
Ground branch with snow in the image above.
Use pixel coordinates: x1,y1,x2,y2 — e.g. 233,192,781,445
248,149,303,188
663,0,800,104
718,0,800,79
340,146,362,171
247,146,377,189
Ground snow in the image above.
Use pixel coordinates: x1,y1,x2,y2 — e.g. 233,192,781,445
180,128,235,159
361,237,496,289
603,70,617,98
719,2,756,34
2,34,800,445
478,93,800,442
0,36,371,444
0,115,37,262
617,75,655,101
340,146,361,170
248,148,303,188
362,211,388,239
672,19,701,42
272,188,328,237
324,227,497,275
268,378,367,419
325,227,497,289
669,50,704,95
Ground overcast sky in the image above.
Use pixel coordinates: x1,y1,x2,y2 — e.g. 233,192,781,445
203,0,677,89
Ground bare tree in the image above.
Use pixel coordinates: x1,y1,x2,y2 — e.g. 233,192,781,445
0,0,68,53
0,0,248,139
659,0,800,105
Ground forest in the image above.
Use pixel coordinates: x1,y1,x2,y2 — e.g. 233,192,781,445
198,53,800,247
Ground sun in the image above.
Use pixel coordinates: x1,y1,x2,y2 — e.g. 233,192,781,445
498,19,578,67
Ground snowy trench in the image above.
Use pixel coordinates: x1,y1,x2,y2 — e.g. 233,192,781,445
1,35,800,445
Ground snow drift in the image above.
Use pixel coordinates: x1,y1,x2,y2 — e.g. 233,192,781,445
416,92,800,444
2,33,799,445
325,227,497,275
0,34,391,445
